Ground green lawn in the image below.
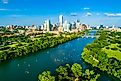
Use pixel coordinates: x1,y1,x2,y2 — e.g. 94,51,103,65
102,44,121,61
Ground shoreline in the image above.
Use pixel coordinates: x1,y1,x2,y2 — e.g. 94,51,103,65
0,30,89,62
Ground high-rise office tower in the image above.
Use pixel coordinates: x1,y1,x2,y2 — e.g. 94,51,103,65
59,15,63,27
106,26,109,29
112,25,115,28
44,20,47,31
67,23,71,32
63,20,70,32
41,25,44,30
72,22,76,29
96,26,100,29
43,20,51,31
46,20,50,31
76,20,80,29
63,20,68,31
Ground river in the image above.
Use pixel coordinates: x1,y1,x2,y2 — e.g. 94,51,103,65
0,30,119,81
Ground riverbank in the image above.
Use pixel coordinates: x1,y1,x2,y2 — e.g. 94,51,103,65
0,30,88,62
82,30,121,80
0,30,102,81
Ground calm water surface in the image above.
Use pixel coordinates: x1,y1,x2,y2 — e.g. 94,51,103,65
0,31,119,81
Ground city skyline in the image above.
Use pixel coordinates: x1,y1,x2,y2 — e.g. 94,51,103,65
0,0,121,26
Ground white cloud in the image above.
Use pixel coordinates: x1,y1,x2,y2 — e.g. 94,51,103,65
8,15,26,19
0,8,21,11
0,8,8,11
83,7,90,10
104,13,121,17
9,15,25,17
85,12,92,16
1,0,8,4
70,13,77,16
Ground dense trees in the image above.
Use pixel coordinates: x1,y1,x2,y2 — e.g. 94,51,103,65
82,30,121,80
71,63,82,78
38,71,55,81
0,30,87,62
38,63,100,81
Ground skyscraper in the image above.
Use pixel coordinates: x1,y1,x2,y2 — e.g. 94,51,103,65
106,26,109,29
63,20,70,32
44,20,47,31
43,20,51,31
59,15,63,27
76,20,80,29
46,20,50,31
112,25,115,28
63,20,68,31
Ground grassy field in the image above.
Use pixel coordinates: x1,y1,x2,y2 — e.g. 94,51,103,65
102,44,121,61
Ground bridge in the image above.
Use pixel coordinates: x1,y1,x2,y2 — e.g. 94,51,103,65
81,35,99,38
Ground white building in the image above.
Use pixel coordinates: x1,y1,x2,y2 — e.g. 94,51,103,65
76,20,80,29
33,25,37,29
96,26,100,29
112,25,115,28
44,20,47,31
63,20,70,32
25,26,29,29
76,22,80,29
67,23,71,32
106,26,109,29
46,20,51,31
87,25,91,29
72,22,76,29
59,15,63,27
41,25,44,30
43,20,51,31
6,25,10,28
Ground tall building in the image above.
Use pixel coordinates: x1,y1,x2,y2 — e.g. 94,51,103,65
112,25,115,28
63,20,70,32
96,26,100,29
76,20,80,29
106,26,109,29
72,22,76,29
59,15,63,27
100,25,104,29
52,24,58,31
67,23,71,32
63,20,68,32
43,20,51,31
46,20,51,31
40,25,44,30
44,20,47,31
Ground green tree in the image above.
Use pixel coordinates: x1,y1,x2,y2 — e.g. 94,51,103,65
38,71,55,81
56,66,68,77
71,63,82,78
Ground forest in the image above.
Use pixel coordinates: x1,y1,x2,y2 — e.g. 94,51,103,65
82,30,121,80
0,30,87,62
38,63,100,81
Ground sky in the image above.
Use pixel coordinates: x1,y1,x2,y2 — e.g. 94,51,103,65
0,0,121,26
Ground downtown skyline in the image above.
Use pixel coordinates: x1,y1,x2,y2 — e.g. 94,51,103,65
0,0,121,26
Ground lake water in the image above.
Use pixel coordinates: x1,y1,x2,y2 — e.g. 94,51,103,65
0,30,119,81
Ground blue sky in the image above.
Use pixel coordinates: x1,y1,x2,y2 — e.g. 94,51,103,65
0,0,121,26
